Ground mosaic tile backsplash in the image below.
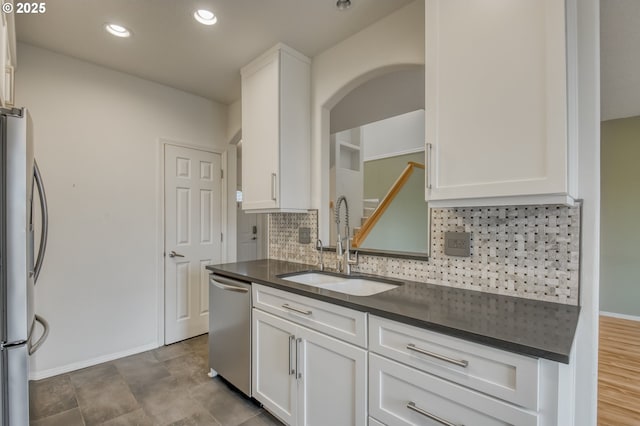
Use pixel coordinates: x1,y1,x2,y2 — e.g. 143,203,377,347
268,204,581,305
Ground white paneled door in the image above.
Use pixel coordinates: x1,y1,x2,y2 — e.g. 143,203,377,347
165,144,222,344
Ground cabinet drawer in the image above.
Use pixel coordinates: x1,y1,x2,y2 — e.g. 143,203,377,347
369,417,385,426
253,284,367,347
369,354,538,426
369,316,539,410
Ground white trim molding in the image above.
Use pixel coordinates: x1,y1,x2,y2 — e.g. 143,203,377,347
600,311,640,322
363,147,425,162
29,343,158,381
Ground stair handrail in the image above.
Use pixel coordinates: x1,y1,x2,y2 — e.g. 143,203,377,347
352,161,425,248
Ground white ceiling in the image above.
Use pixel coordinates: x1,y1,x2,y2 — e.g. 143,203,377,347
18,0,633,119
601,0,640,121
16,0,415,105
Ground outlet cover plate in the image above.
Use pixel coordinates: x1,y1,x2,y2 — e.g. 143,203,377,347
298,227,311,244
444,231,471,257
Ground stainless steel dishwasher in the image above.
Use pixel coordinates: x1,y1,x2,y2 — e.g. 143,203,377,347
208,274,252,396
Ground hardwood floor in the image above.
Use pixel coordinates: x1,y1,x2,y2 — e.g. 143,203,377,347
598,315,640,426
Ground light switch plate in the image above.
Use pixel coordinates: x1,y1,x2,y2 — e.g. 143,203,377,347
298,227,311,244
444,231,471,257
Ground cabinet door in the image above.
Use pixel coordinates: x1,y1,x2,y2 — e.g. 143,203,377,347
297,326,367,426
426,0,570,205
241,52,280,210
252,309,297,424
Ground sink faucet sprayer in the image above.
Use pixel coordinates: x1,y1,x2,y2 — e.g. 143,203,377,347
334,195,358,274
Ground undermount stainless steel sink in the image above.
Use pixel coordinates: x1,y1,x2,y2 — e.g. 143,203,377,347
279,272,401,296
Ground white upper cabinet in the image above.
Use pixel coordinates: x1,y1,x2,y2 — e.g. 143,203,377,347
241,44,311,212
425,0,577,207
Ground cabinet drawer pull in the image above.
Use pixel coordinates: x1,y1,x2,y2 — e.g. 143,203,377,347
296,337,303,379
271,173,277,201
282,304,312,316
407,401,462,426
406,343,469,368
289,335,296,375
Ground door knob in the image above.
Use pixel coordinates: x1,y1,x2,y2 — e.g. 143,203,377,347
168,250,185,258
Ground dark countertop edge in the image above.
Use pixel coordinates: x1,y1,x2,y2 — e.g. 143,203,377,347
207,264,575,364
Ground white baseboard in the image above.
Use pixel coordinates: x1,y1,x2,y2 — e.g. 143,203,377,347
600,311,640,322
29,342,159,381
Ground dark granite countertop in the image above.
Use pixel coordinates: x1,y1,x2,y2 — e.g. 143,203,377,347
206,259,579,363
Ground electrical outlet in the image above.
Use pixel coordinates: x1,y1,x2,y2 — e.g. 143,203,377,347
444,231,471,257
298,227,311,244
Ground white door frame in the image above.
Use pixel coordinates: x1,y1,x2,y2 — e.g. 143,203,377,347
156,138,227,346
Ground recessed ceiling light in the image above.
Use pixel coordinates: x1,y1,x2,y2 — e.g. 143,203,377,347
336,0,352,10
194,9,217,26
105,23,131,38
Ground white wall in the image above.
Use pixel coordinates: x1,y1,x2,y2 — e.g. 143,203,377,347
311,0,425,242
225,99,242,262
227,99,242,143
16,43,229,378
329,67,424,134
361,109,424,161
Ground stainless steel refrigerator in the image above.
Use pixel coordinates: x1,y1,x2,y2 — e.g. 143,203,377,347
0,107,49,425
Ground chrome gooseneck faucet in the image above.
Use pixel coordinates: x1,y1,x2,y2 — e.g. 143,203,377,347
334,195,358,274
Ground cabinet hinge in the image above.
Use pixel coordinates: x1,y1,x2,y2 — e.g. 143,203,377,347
220,233,224,243
221,169,224,179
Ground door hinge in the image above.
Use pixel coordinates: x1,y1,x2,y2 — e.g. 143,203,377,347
221,169,224,179
220,233,224,242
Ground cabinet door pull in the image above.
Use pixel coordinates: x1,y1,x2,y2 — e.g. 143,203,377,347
406,343,469,368
282,304,312,316
289,335,296,375
296,338,303,379
425,142,433,190
271,173,277,201
407,401,462,426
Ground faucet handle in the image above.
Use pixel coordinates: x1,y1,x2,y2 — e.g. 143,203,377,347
347,249,359,266
316,239,324,271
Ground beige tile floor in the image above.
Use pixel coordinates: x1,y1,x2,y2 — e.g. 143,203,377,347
29,334,282,426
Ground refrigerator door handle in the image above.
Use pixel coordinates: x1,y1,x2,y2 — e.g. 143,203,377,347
33,159,48,284
0,339,28,350
28,314,50,355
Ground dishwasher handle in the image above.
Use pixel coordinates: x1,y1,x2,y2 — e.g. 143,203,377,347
210,275,250,293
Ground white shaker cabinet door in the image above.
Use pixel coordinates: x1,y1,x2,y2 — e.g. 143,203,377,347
241,52,280,211
296,326,368,426
252,306,367,426
425,0,576,207
252,309,298,425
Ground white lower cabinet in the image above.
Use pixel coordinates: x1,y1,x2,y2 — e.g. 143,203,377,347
251,286,563,426
369,354,538,426
253,309,298,424
369,316,540,410
252,308,367,426
368,316,562,426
